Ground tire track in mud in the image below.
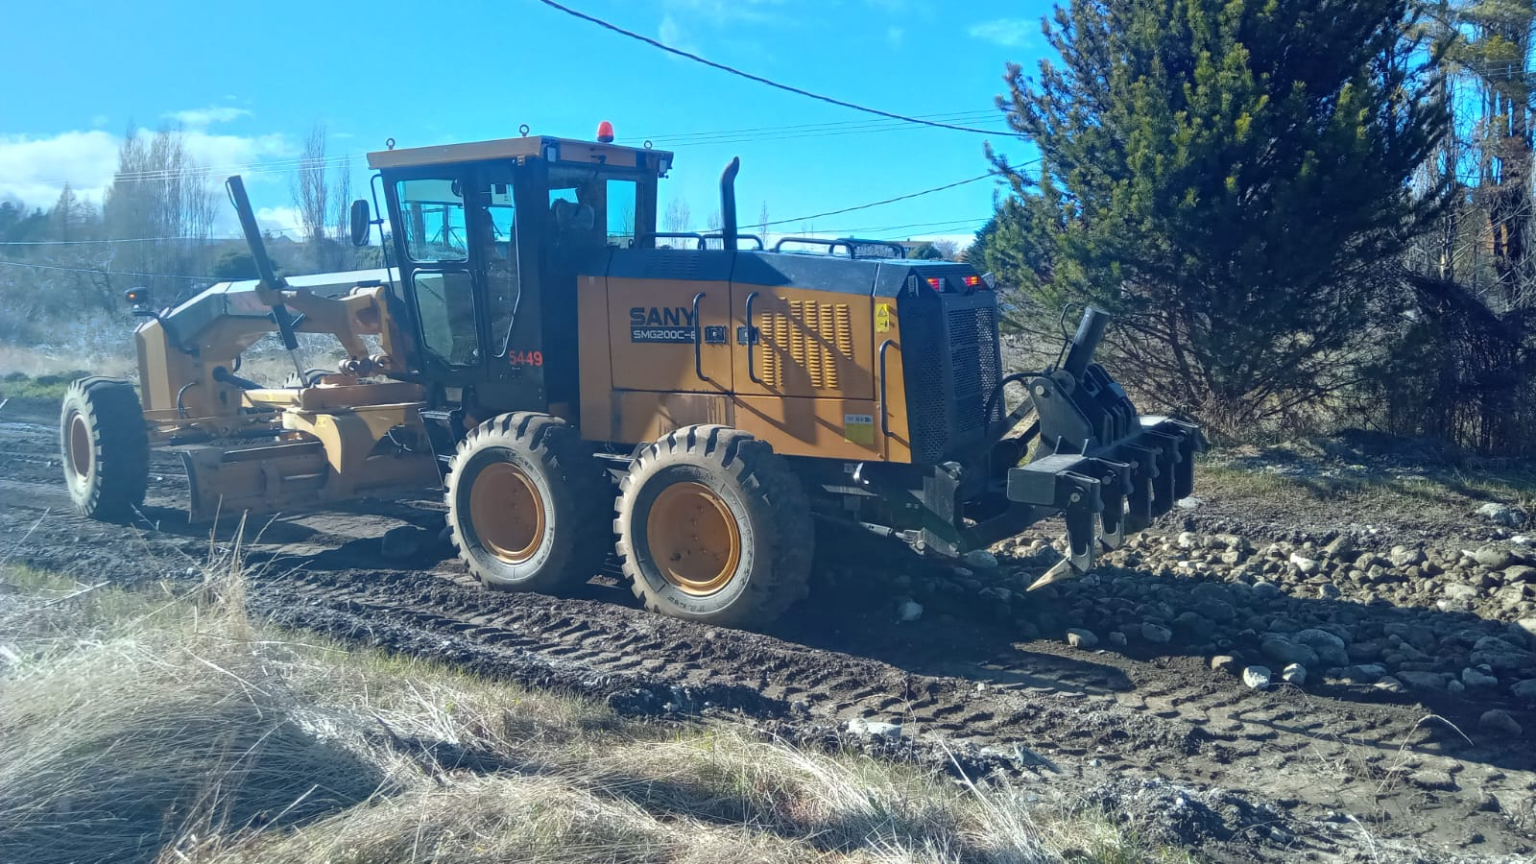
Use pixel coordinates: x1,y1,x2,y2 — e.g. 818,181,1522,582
243,559,1534,862
2,408,1533,860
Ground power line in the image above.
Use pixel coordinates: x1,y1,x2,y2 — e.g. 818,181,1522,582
765,171,1008,228
533,0,1008,136
0,227,304,247
642,110,1003,146
0,259,214,281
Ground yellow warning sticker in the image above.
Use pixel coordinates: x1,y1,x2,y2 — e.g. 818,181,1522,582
844,413,875,446
875,303,892,333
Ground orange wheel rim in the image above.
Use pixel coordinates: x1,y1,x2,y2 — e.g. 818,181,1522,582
67,412,92,480
469,462,545,564
647,482,741,595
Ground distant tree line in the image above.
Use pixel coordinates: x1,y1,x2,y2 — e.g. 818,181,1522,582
968,0,1536,457
0,122,368,346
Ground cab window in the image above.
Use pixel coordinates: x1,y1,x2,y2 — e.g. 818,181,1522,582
607,180,637,247
396,178,467,262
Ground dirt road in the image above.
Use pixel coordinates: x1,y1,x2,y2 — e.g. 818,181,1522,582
2,399,1533,863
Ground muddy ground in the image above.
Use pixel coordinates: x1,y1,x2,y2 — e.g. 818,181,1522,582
2,398,1534,864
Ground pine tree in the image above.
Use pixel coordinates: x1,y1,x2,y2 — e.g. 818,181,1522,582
988,0,1452,432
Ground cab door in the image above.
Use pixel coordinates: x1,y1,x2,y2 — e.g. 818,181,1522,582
390,172,483,384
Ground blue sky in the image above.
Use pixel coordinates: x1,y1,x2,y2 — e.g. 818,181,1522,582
0,0,1052,249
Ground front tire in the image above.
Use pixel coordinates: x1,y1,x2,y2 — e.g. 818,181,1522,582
446,412,611,593
615,425,813,629
60,377,149,520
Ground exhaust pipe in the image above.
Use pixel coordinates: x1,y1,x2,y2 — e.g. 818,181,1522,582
720,157,740,252
1063,306,1110,379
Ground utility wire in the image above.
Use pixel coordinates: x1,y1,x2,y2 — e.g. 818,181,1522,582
0,259,214,281
532,0,1008,135
0,230,301,247
764,171,1010,227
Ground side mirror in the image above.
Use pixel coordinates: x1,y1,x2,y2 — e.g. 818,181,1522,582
349,199,371,247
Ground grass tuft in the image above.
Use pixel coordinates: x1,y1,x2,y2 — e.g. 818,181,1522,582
0,558,1197,864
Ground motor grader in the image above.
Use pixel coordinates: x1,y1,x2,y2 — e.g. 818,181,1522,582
59,125,1201,627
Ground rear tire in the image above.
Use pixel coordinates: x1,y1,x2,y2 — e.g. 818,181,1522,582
446,412,611,593
60,377,149,520
615,425,813,629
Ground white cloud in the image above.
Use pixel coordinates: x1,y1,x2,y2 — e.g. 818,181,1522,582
968,18,1036,48
0,128,294,211
164,105,252,127
0,131,120,206
256,205,302,236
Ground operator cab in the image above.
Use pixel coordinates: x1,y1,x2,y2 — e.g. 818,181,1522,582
356,128,669,419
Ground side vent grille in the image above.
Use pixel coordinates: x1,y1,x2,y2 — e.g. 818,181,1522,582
760,300,853,390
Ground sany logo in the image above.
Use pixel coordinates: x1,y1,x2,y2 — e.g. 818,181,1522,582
629,306,698,343
629,307,696,327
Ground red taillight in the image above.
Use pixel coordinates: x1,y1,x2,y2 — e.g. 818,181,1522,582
963,275,981,288
927,277,943,291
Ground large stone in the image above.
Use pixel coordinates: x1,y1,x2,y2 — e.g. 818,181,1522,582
1470,644,1536,674
1463,667,1500,689
1210,655,1240,675
1324,535,1355,557
1444,584,1480,604
1141,622,1173,644
1384,623,1436,652
1243,666,1273,690
1390,545,1426,568
1506,565,1536,584
1066,629,1099,650
1475,547,1516,570
1194,597,1237,623
964,550,1000,569
1282,663,1308,686
1481,709,1523,737
1261,637,1320,668
1349,641,1385,663
1396,670,1450,692
1345,664,1387,683
896,600,924,623
1496,584,1535,612
1514,618,1536,649
1295,628,1347,650
1173,611,1215,640
1215,534,1252,553
1511,678,1536,704
846,718,903,740
1477,502,1527,527
1290,553,1319,575
1252,581,1281,599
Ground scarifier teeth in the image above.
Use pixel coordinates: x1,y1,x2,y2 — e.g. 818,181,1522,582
1026,557,1078,592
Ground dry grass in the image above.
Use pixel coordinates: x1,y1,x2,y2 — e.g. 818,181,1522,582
0,559,1194,864
1197,456,1536,517
0,342,134,381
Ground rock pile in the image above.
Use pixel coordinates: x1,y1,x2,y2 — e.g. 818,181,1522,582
901,529,1536,710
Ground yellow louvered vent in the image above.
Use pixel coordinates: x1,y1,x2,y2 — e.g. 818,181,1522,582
760,300,854,390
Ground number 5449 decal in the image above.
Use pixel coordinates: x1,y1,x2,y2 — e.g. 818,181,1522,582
508,350,544,367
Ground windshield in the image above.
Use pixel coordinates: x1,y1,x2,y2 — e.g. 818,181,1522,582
396,178,467,262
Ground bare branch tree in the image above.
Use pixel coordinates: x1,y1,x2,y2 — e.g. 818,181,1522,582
291,123,329,272
663,197,691,235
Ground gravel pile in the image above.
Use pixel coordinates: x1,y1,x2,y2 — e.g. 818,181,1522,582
898,528,1536,712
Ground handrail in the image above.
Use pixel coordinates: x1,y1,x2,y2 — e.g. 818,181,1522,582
744,291,763,385
692,292,711,384
877,339,896,439
770,236,908,260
